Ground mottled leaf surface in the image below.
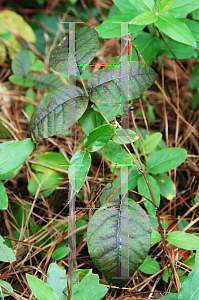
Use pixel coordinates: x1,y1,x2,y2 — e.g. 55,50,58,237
50,26,99,75
29,86,89,142
87,198,151,287
87,62,156,104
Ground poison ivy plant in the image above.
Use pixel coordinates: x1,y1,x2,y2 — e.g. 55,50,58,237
28,24,189,288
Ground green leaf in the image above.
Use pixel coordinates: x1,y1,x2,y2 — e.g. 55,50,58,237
47,263,67,300
26,274,59,300
0,138,35,173
151,229,161,244
162,217,168,230
26,105,35,118
193,8,199,21
65,268,91,285
101,141,132,165
178,218,189,231
155,13,197,47
138,174,160,215
84,124,115,152
180,18,199,42
113,0,136,11
11,49,31,78
52,245,70,260
189,63,199,90
166,231,199,250
29,86,89,142
131,32,163,64
28,172,64,199
0,140,16,150
169,0,199,18
149,215,159,229
147,148,187,173
30,60,44,71
78,106,98,136
31,152,69,173
160,38,198,60
0,171,15,180
33,74,63,92
92,103,121,122
9,74,34,87
194,192,199,204
139,256,160,274
195,244,199,267
87,198,151,287
0,181,8,210
154,173,176,200
10,202,31,229
130,11,158,25
146,102,156,123
95,10,145,38
141,132,162,154
82,107,107,134
28,51,36,63
130,0,154,10
192,89,199,111
87,62,156,104
26,87,34,100
183,252,196,269
112,128,139,144
162,268,170,283
156,0,176,14
68,151,91,193
70,271,108,300
178,266,199,300
0,280,13,297
158,294,178,299
155,0,161,13
50,26,99,75
0,236,16,262
0,10,36,45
